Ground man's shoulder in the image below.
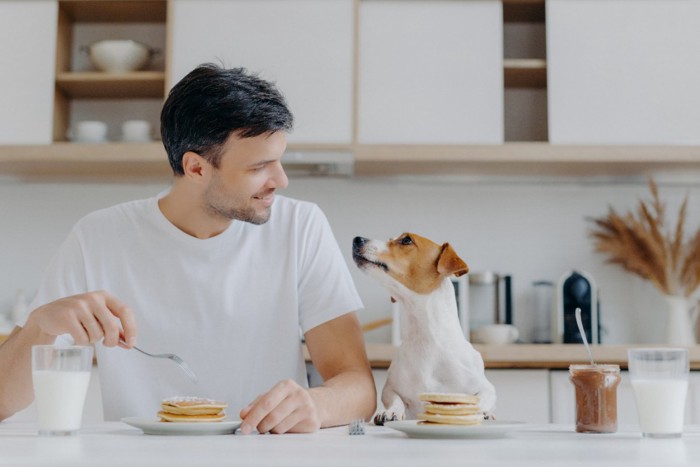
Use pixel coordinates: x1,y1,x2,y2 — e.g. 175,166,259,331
73,196,155,231
273,195,323,220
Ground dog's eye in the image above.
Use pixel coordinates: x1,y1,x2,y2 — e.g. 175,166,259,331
400,236,413,245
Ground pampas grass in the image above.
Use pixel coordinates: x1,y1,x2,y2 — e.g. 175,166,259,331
589,178,700,299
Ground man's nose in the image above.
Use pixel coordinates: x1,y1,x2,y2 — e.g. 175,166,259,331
271,160,289,189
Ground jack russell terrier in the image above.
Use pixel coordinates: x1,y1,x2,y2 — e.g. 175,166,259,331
352,233,496,424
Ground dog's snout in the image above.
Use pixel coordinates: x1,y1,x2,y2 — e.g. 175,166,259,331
353,237,367,249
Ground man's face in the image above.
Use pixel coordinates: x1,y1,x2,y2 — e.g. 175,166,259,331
202,130,289,225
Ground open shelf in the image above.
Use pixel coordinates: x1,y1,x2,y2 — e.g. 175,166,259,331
504,59,546,88
0,142,170,181
56,71,166,98
1,143,700,181
503,0,545,23
59,0,166,23
353,143,700,177
53,0,168,142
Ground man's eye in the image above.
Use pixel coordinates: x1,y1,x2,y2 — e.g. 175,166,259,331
400,236,413,245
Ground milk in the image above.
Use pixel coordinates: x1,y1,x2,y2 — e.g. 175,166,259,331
631,379,688,435
32,370,90,433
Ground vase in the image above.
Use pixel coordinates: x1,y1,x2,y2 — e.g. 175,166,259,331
663,295,696,346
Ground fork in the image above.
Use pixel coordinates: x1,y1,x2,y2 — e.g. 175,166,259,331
120,340,198,384
348,418,366,435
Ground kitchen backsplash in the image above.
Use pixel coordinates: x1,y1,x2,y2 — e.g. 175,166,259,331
1,175,699,344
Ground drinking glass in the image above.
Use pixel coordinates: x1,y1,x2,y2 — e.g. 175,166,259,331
32,345,93,436
628,348,689,438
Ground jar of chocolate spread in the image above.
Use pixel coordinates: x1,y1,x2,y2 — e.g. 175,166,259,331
569,364,621,433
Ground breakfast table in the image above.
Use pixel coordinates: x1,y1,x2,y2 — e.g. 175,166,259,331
1,421,699,466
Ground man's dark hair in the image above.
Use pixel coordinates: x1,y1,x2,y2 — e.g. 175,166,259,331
160,63,294,176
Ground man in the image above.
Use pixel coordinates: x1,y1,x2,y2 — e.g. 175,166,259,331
0,64,376,434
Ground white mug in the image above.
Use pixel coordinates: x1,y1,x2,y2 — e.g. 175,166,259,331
68,120,108,143
121,120,152,142
473,324,519,345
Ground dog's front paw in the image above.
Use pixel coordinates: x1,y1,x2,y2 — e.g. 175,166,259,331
373,411,405,426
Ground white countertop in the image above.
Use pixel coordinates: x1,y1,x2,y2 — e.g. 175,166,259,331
1,421,699,466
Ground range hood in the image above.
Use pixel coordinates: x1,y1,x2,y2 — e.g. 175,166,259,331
281,150,353,177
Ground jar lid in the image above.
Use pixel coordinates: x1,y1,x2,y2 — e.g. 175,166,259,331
569,364,620,374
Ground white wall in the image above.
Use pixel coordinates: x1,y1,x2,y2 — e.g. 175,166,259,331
1,174,698,345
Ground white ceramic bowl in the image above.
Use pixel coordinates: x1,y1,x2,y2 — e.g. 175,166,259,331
84,40,153,73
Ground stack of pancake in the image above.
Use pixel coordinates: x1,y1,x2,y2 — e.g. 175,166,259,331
417,392,483,426
158,396,228,423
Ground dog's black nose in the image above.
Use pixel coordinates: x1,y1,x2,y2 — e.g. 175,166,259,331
353,237,367,248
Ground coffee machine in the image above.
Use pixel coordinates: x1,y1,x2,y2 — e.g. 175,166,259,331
554,270,600,344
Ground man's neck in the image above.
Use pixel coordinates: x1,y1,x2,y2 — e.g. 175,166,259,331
158,182,231,239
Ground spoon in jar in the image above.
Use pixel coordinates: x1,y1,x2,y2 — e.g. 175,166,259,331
575,307,596,366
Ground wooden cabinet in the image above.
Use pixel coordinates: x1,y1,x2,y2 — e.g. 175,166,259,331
53,0,168,143
170,0,354,145
1,0,700,179
358,0,503,144
0,1,57,144
547,0,700,145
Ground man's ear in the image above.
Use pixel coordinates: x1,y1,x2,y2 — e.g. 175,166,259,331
181,151,208,180
437,243,469,277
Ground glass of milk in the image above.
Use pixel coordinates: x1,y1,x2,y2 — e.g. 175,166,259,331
31,345,93,436
628,348,689,438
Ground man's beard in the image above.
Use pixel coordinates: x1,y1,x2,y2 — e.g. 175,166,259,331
203,179,272,225
207,202,271,225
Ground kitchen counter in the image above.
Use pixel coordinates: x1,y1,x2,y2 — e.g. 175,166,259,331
1,421,699,466
361,343,700,370
3,334,700,369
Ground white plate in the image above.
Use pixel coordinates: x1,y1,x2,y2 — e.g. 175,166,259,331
385,420,527,439
121,417,242,436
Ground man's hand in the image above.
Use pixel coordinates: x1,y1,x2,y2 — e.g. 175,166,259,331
27,290,137,348
239,379,321,434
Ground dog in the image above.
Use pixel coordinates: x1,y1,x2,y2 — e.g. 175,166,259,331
352,232,496,424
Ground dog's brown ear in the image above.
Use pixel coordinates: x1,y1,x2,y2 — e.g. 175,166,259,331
437,243,469,277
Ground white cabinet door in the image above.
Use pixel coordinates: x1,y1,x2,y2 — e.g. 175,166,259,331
689,372,700,424
170,0,354,145
358,0,503,144
485,369,550,423
547,0,700,144
0,1,57,144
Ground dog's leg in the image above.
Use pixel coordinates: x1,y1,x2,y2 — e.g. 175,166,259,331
373,387,406,426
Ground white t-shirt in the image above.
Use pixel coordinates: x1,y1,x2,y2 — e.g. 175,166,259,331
27,193,363,420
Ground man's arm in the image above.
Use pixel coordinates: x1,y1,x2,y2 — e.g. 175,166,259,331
239,312,376,433
0,291,137,421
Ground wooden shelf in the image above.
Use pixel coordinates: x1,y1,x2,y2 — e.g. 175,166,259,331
504,59,547,88
59,0,167,23
56,71,166,98
0,142,170,181
2,143,700,180
503,0,545,23
361,343,700,370
354,143,700,177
